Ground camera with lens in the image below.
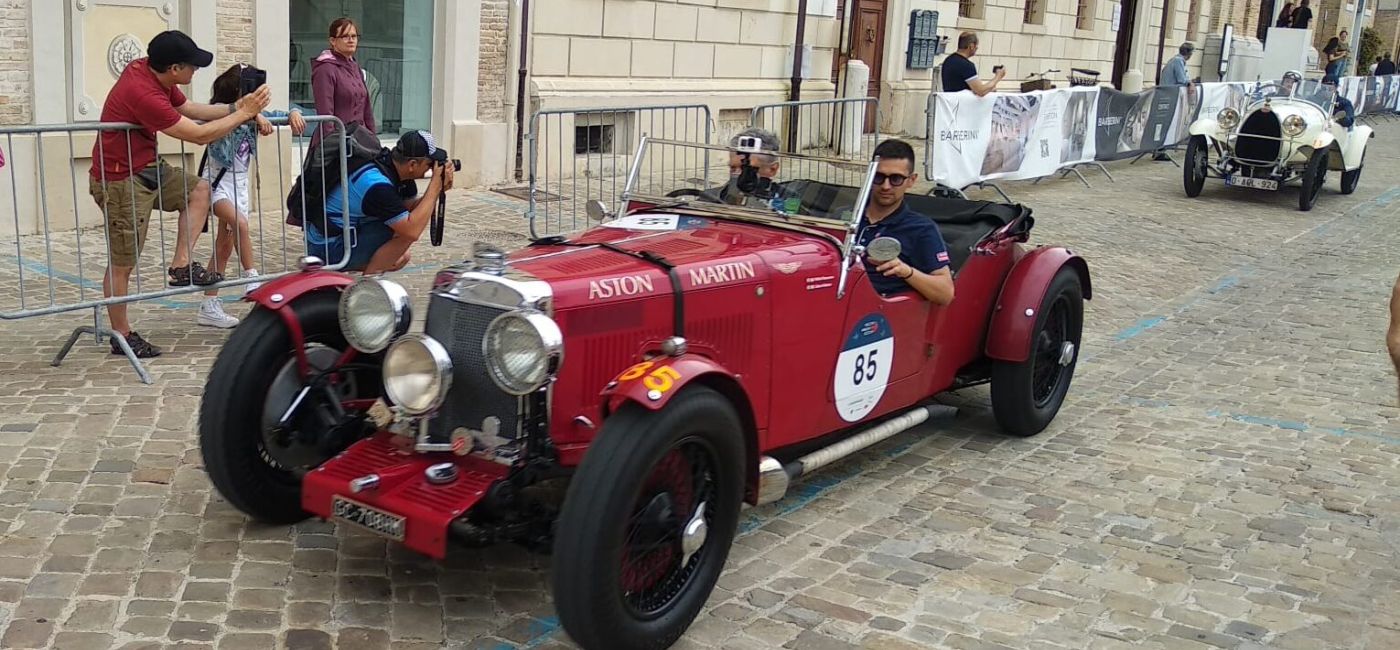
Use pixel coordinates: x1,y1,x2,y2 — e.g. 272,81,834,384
445,159,462,172
731,136,775,200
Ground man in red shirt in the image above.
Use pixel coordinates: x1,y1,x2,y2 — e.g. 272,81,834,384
90,30,270,357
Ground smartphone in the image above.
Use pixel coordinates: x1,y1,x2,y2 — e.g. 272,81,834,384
993,65,1005,73
239,66,267,98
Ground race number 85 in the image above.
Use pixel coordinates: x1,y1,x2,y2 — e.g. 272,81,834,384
851,350,879,385
617,361,683,393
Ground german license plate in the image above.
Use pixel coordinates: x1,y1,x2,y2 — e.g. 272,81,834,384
1225,175,1278,191
331,496,406,541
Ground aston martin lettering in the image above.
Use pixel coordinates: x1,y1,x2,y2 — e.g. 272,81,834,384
589,274,654,300
689,261,756,287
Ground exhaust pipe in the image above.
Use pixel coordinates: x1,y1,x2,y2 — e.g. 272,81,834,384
754,404,956,505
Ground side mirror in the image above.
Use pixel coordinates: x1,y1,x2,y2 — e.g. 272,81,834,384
586,200,612,222
865,236,903,264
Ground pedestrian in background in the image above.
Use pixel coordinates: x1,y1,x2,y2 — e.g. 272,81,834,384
1291,0,1313,28
1276,1,1296,28
311,17,376,142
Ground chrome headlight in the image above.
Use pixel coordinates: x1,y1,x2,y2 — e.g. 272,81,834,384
382,335,452,414
1282,114,1307,137
1217,108,1240,130
339,278,411,353
484,310,563,395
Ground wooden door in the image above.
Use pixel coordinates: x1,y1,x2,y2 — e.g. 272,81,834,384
1112,0,1139,89
849,0,886,132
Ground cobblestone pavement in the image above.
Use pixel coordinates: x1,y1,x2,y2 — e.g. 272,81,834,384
2,124,1400,650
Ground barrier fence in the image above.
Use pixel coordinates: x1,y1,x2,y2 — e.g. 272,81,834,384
525,105,713,238
0,115,349,383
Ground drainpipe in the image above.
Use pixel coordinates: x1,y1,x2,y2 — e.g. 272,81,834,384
512,0,531,181
787,0,809,153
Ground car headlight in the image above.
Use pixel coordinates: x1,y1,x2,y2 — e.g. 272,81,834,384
1282,114,1308,137
383,335,452,414
484,310,563,395
1217,108,1240,130
339,278,411,353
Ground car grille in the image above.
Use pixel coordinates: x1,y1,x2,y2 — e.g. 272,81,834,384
1236,112,1282,166
423,293,522,440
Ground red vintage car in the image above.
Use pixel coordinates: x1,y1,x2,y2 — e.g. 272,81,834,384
199,140,1090,649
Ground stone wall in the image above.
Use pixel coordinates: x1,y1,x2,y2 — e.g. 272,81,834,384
479,0,509,123
216,0,255,71
0,0,32,125
1375,9,1400,57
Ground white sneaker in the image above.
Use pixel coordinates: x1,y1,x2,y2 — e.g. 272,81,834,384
242,269,262,295
197,298,240,329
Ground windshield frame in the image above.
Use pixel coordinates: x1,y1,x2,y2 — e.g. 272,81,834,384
1249,79,1338,113
619,136,880,299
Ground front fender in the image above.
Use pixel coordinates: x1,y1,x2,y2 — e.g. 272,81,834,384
601,354,741,413
985,247,1091,363
1340,125,1373,169
245,270,356,311
1310,131,1336,153
1189,119,1221,139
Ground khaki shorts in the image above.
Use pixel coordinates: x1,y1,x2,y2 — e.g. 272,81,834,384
89,160,201,267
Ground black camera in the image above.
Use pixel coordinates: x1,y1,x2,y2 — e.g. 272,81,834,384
447,159,462,172
238,65,266,97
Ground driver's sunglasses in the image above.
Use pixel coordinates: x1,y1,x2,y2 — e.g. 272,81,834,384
873,173,909,187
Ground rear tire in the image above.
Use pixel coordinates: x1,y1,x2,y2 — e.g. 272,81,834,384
1183,135,1208,198
1299,148,1328,211
991,268,1084,437
552,386,745,650
200,292,370,524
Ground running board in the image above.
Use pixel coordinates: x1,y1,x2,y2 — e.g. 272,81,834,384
754,404,958,506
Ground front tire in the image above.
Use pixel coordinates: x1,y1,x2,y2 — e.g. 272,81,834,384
1300,148,1328,211
552,386,745,650
1183,135,1208,198
200,292,373,524
1340,151,1363,195
991,268,1085,437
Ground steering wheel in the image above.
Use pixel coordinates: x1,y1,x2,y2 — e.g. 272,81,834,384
665,188,707,199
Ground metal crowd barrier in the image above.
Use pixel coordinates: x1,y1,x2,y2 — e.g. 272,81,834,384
750,97,878,159
525,105,713,238
0,115,350,383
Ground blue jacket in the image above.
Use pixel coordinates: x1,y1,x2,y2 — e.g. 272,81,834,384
206,110,293,169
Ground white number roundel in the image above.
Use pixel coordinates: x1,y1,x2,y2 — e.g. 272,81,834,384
833,314,894,422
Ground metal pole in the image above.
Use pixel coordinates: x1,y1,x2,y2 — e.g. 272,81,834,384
1154,0,1171,85
788,0,809,154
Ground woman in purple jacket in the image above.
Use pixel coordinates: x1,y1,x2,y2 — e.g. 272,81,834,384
311,17,376,140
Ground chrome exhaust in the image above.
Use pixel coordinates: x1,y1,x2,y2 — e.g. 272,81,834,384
754,404,957,505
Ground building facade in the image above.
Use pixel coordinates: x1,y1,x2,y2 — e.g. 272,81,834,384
0,0,1229,201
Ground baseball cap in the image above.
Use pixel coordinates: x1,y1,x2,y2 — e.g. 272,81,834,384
148,30,214,68
393,130,448,163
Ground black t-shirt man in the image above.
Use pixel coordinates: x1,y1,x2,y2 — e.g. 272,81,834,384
941,53,978,93
1292,6,1313,29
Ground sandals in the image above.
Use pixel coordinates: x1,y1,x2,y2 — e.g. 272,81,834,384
168,261,225,287
110,331,162,358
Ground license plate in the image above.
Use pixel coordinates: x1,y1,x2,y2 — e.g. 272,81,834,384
331,496,406,541
1225,175,1278,191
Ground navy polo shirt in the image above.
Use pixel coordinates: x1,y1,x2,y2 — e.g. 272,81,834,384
856,201,951,296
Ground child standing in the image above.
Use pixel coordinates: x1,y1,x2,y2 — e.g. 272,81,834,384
198,64,307,328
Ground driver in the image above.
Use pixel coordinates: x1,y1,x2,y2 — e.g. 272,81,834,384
855,139,955,305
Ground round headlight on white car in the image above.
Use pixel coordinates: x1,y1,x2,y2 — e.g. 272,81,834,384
484,311,563,395
339,278,411,353
1217,108,1240,130
1282,114,1308,137
383,335,453,414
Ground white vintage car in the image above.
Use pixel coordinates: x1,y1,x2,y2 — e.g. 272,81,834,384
1183,73,1373,211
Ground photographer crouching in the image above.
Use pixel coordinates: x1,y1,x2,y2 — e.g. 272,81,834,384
306,130,456,274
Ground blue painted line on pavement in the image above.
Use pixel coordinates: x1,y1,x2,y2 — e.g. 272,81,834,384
1207,410,1400,446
